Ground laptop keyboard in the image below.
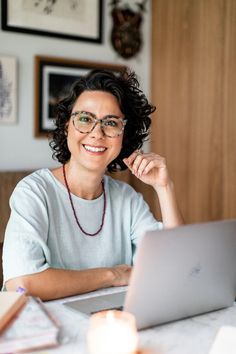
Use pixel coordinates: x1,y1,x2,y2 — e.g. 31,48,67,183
91,306,123,314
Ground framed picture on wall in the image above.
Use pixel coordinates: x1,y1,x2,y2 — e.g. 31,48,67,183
0,56,17,124
34,56,127,138
1,0,103,43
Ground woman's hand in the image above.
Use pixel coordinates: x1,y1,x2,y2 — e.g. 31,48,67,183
110,264,132,287
124,150,184,228
123,151,171,189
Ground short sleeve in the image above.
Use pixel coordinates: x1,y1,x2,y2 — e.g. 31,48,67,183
2,182,51,287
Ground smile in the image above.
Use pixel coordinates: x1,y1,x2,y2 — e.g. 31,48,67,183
83,144,107,153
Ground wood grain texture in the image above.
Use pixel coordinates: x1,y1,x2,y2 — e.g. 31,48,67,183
151,0,236,223
222,0,236,218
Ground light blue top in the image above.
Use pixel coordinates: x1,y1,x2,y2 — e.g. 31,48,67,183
2,169,162,286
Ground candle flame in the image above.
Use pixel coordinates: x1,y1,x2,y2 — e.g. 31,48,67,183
106,310,115,321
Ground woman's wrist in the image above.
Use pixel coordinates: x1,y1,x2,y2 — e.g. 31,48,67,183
154,180,184,228
101,268,117,287
153,179,174,195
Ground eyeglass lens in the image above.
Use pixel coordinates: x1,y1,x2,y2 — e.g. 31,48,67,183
73,112,125,137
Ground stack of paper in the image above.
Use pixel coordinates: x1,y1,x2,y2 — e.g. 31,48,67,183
0,292,26,332
0,296,60,353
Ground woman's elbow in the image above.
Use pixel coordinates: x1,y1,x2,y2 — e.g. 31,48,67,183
5,276,31,293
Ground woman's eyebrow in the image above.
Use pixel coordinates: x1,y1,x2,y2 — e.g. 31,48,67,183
103,114,121,119
72,111,123,119
72,110,95,116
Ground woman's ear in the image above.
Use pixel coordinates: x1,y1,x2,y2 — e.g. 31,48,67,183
65,121,69,137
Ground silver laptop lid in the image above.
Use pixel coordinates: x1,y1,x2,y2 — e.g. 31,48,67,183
124,219,236,329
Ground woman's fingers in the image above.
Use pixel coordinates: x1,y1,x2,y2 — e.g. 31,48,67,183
123,150,141,166
124,151,170,188
141,160,156,176
124,151,168,181
135,157,149,177
123,150,145,173
124,152,160,172
131,154,145,174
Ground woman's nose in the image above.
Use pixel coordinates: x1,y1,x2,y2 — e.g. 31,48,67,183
90,121,105,138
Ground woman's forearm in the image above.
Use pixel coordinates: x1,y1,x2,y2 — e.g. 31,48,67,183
154,180,184,228
6,265,131,301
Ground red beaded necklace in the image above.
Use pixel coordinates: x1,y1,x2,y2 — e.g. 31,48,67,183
62,164,106,237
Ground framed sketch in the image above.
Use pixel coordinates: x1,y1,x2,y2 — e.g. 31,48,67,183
34,56,127,138
0,56,17,124
1,0,103,43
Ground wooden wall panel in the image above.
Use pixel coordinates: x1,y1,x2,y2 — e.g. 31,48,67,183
222,0,236,219
0,172,31,242
151,0,236,223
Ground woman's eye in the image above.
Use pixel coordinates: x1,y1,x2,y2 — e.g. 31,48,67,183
78,115,92,123
105,119,118,127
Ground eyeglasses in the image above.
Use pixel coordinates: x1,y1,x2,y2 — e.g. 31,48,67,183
71,111,127,138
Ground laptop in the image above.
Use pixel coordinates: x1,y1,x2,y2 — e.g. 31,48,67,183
64,219,236,329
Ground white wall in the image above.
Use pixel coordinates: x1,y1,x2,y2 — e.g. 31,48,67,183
0,0,151,171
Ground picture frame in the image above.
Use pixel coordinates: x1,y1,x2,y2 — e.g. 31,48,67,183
34,56,127,138
0,56,17,124
1,0,103,43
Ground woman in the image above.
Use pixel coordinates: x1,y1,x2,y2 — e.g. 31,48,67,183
3,69,183,300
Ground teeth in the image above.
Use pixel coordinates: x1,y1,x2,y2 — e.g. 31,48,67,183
84,145,106,152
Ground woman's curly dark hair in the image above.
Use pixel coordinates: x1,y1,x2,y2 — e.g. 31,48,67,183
49,68,156,172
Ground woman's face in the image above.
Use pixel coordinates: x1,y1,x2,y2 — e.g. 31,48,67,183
66,90,125,173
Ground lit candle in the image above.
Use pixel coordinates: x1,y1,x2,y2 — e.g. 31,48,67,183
87,310,138,354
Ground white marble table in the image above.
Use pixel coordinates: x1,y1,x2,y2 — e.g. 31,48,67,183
35,287,236,354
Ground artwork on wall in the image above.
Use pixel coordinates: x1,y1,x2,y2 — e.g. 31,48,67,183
0,56,17,124
34,55,126,138
1,0,103,43
110,0,147,59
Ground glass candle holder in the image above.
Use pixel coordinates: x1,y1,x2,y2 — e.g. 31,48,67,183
87,310,138,354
